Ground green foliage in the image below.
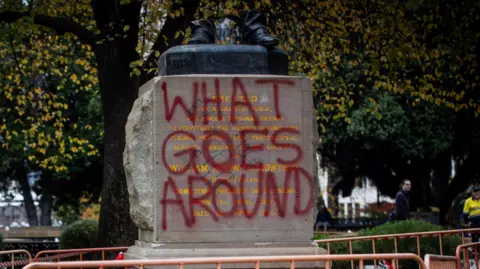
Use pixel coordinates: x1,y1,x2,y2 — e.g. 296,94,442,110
0,232,3,250
317,220,461,269
358,220,460,255
323,88,455,160
56,204,81,225
59,219,98,249
0,13,103,227
297,0,480,202
55,196,101,225
0,24,102,177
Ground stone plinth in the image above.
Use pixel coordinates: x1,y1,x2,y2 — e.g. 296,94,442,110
127,241,326,269
124,74,322,268
157,45,289,76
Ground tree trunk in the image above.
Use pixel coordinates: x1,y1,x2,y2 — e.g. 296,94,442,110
39,173,53,226
89,0,200,248
17,168,39,226
439,155,478,224
432,151,451,206
94,40,139,248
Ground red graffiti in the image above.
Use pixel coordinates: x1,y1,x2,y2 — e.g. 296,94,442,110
161,131,199,175
188,176,218,225
270,128,302,165
161,128,302,176
160,167,314,230
201,79,223,124
159,77,313,231
161,78,292,126
160,177,191,230
255,79,295,120
162,81,198,124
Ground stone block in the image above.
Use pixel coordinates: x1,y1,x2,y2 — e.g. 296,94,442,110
126,241,326,269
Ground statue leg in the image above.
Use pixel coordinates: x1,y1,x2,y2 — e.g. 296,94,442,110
188,19,216,44
239,10,278,47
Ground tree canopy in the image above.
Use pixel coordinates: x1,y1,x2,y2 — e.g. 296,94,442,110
0,28,102,174
306,0,480,217
0,20,103,225
1,0,198,244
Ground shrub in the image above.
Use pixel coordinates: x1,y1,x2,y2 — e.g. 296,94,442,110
59,219,98,249
356,220,461,255
316,220,461,269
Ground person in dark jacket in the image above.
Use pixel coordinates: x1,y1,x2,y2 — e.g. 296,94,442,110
315,204,333,232
395,179,411,221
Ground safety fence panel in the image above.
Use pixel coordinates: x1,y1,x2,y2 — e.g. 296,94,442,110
34,247,128,262
0,247,128,268
315,228,480,257
314,228,480,269
456,242,480,269
424,254,457,269
21,253,426,269
0,250,33,269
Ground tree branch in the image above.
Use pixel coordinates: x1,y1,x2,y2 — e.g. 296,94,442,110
0,11,98,45
141,0,201,84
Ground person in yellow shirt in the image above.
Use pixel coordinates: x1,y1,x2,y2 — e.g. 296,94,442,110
463,186,480,242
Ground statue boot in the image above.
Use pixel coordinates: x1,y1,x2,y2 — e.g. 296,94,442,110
240,10,279,48
188,19,216,44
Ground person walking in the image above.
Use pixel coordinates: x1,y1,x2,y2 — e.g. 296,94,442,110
463,186,480,242
395,179,412,221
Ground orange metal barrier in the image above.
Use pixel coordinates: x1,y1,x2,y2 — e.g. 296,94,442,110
455,242,480,269
0,247,128,267
315,228,480,269
315,228,480,257
0,250,33,268
424,254,457,269
22,253,426,269
34,247,128,262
